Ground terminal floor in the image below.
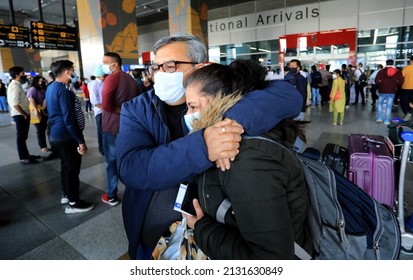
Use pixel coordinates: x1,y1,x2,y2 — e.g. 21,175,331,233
0,92,412,260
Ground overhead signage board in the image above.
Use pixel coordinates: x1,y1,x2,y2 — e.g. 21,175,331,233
30,21,78,50
0,24,31,48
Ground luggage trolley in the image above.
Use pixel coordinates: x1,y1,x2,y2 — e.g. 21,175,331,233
397,131,413,255
387,118,413,255
386,118,413,163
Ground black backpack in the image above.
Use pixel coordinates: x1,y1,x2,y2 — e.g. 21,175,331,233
341,70,351,85
244,136,401,260
359,70,368,87
310,71,322,87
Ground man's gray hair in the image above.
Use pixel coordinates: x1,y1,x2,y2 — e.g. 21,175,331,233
152,33,207,63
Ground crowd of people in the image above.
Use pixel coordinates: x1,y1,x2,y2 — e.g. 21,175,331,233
1,32,413,259
265,58,413,126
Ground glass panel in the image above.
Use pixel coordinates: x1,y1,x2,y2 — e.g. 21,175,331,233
358,27,402,45
357,25,413,67
209,39,279,68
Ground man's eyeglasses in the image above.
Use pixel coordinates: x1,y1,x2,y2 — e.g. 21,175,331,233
148,60,197,75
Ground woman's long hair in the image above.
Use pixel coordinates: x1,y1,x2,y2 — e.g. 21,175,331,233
30,76,45,91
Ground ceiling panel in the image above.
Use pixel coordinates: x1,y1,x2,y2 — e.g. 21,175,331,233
0,0,323,26
0,0,78,25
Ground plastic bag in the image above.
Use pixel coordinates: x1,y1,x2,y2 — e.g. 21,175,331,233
152,217,208,260
29,104,42,124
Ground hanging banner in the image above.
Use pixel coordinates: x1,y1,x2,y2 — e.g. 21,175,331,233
30,21,78,50
99,0,138,63
0,24,30,48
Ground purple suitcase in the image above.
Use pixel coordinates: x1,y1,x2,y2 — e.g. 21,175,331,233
347,134,395,207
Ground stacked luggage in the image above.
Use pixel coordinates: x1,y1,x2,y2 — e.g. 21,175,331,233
322,135,394,207
319,118,413,256
347,134,394,207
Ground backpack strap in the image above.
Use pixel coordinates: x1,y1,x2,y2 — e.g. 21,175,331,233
295,243,312,260
216,198,231,224
243,135,313,260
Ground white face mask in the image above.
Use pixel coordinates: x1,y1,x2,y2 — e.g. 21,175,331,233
184,111,200,132
154,71,185,103
102,63,114,75
332,74,337,79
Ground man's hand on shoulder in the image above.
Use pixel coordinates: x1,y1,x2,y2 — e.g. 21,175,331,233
204,118,244,170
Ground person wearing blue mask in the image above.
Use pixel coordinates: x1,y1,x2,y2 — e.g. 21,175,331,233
46,60,93,214
116,33,303,260
101,52,139,207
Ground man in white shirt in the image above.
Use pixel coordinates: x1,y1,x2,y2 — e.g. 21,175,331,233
352,63,366,105
7,66,38,164
368,64,383,108
88,65,105,156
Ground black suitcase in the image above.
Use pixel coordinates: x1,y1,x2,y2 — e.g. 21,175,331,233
322,143,348,175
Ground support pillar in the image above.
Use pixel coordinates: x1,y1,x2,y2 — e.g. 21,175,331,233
168,0,208,48
77,0,138,77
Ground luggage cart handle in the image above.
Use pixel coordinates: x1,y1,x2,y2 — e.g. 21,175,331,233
401,131,413,142
398,131,413,233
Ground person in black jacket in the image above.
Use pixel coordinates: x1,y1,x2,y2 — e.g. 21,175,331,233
183,59,313,260
284,59,308,120
310,65,322,107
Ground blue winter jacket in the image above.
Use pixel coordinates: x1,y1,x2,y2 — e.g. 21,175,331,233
116,80,302,259
46,82,85,144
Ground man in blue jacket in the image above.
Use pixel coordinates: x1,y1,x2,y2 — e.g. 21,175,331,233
116,33,303,259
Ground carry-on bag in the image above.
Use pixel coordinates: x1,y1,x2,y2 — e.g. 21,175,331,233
322,143,348,175
347,134,395,207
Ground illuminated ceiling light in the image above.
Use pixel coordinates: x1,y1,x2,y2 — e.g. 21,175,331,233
373,29,378,45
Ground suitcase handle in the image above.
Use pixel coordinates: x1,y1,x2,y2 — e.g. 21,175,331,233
348,171,353,182
362,136,385,145
364,170,370,194
349,170,370,194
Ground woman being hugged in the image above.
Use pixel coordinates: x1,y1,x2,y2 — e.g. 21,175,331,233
329,69,346,126
183,59,313,260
